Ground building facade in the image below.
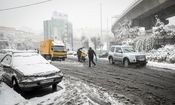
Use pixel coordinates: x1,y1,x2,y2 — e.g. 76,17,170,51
43,12,73,50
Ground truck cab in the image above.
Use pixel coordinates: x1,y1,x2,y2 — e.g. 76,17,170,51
40,40,67,61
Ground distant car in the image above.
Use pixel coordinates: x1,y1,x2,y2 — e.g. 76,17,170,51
98,52,108,58
108,45,147,67
0,50,63,91
67,50,77,56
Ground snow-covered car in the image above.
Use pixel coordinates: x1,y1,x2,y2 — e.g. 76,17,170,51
0,50,63,91
108,45,147,67
0,49,14,61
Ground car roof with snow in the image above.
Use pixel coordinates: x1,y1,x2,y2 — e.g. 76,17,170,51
2,50,38,57
7,50,37,53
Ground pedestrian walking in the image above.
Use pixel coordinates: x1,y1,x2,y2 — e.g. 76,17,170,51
88,47,96,67
77,48,82,62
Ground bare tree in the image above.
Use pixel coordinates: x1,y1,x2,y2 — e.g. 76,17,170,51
91,36,103,50
81,36,89,48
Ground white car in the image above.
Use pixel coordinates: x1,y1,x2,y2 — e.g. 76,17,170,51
0,50,63,91
108,45,147,67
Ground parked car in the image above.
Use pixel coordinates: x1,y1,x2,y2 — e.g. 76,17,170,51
0,49,14,61
0,50,63,91
108,45,147,67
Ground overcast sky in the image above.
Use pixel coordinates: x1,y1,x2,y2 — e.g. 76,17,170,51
1,0,175,34
0,0,137,33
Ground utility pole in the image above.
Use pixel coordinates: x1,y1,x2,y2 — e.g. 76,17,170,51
100,0,102,52
100,1,102,39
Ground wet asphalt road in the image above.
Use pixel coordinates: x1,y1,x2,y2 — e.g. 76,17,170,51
52,58,175,105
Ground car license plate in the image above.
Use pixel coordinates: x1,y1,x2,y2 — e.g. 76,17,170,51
41,79,53,84
139,58,145,61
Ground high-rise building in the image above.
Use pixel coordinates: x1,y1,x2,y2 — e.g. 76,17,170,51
43,12,73,50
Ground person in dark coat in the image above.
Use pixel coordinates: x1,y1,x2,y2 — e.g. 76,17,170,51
77,48,82,62
88,47,96,67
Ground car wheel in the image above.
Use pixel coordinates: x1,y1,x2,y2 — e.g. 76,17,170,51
12,79,19,91
109,57,114,64
52,83,57,91
123,58,129,67
140,63,146,67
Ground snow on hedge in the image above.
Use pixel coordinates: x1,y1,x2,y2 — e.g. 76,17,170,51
147,45,175,63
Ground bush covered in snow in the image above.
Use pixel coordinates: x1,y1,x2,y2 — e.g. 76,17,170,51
134,35,155,52
147,45,175,63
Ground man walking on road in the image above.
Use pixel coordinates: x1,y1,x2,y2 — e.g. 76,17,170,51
77,48,82,62
88,47,96,67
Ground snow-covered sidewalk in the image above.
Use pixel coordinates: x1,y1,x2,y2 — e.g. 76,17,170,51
147,61,175,71
0,82,28,105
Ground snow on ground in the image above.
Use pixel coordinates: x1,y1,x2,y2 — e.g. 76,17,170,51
52,60,84,68
0,76,124,105
67,55,77,59
30,76,123,105
147,61,175,71
0,83,28,105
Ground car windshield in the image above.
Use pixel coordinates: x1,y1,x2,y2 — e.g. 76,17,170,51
122,47,135,53
53,46,65,51
13,53,48,66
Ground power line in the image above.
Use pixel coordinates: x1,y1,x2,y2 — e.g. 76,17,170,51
0,0,52,12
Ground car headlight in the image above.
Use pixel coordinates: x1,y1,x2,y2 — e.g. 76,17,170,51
56,71,63,77
21,76,36,82
129,55,136,60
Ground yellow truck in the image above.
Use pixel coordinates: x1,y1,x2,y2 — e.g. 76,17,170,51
40,39,67,61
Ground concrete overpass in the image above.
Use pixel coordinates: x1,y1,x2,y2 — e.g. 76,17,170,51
112,0,175,34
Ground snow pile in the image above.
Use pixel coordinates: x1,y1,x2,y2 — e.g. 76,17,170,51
0,77,124,105
0,83,29,105
147,61,175,71
147,45,175,63
45,76,124,105
53,60,84,67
